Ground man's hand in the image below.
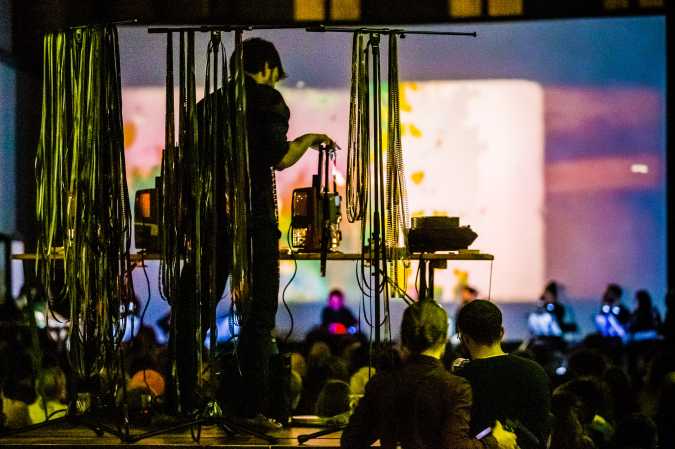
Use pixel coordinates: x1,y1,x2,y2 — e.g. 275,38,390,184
277,133,337,170
492,420,518,449
307,133,338,151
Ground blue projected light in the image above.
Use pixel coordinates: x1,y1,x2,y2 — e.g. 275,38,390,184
0,60,16,234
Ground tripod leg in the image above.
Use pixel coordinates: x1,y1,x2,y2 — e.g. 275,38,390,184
297,426,344,444
215,418,279,444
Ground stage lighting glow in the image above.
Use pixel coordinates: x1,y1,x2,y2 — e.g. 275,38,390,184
631,164,649,174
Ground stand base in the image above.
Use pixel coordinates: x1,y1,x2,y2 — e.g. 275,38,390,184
0,421,342,448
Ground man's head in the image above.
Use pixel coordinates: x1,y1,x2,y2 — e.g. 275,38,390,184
400,299,448,355
603,283,623,304
327,289,345,311
456,299,504,355
540,280,559,304
232,37,287,87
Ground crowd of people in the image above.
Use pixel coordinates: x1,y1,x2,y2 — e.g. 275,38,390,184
1,281,674,449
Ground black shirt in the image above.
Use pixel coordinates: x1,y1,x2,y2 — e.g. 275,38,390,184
458,354,551,449
321,306,357,329
244,76,290,227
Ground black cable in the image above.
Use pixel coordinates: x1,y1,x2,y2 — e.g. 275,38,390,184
138,251,152,337
46,408,67,420
281,222,298,343
488,259,494,300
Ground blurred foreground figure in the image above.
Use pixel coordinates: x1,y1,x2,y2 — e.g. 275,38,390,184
320,289,357,335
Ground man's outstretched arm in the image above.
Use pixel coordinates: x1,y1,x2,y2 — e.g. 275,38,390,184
275,133,335,170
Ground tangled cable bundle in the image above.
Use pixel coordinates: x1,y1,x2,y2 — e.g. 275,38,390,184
346,32,414,342
201,31,233,371
36,26,134,380
385,34,410,294
346,33,370,224
229,31,253,325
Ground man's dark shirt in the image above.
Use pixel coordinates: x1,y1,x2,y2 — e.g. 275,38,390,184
458,354,551,449
244,76,290,227
321,306,357,329
342,354,498,449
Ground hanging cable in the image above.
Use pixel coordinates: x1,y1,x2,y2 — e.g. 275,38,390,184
36,26,133,381
230,30,253,326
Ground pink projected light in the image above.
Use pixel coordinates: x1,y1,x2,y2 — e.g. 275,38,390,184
122,79,545,304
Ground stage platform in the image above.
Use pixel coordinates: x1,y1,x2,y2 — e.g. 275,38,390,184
0,423,345,448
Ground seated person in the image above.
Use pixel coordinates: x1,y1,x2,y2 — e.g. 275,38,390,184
595,283,630,338
528,281,577,338
321,289,357,335
456,300,551,449
341,299,517,449
28,367,67,424
629,289,661,340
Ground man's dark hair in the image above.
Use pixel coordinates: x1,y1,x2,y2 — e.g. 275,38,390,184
456,299,502,345
400,299,448,353
635,289,652,310
544,280,559,299
606,283,623,299
328,289,344,299
231,37,287,80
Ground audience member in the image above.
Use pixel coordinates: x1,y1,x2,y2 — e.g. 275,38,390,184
656,372,675,449
550,389,595,449
296,350,349,414
315,379,351,418
1,389,30,429
661,290,675,341
540,281,565,323
289,370,303,412
595,284,630,338
530,280,578,338
28,366,67,424
611,414,658,449
349,366,375,396
456,300,551,449
629,290,661,336
290,352,307,379
556,378,613,448
342,299,517,449
127,369,166,398
321,289,357,335
567,348,608,379
602,366,637,423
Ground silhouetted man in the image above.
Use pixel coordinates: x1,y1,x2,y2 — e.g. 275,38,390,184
233,38,335,429
456,300,551,449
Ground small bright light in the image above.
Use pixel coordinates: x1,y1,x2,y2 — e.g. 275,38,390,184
555,366,567,376
631,163,649,174
296,81,306,88
333,169,346,187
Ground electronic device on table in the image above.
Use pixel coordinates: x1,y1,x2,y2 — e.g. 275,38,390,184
291,146,342,253
134,176,161,252
290,144,342,275
407,216,477,252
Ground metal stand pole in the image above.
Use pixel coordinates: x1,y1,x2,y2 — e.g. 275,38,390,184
371,33,383,344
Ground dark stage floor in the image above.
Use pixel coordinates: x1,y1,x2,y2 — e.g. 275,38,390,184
0,422,344,448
